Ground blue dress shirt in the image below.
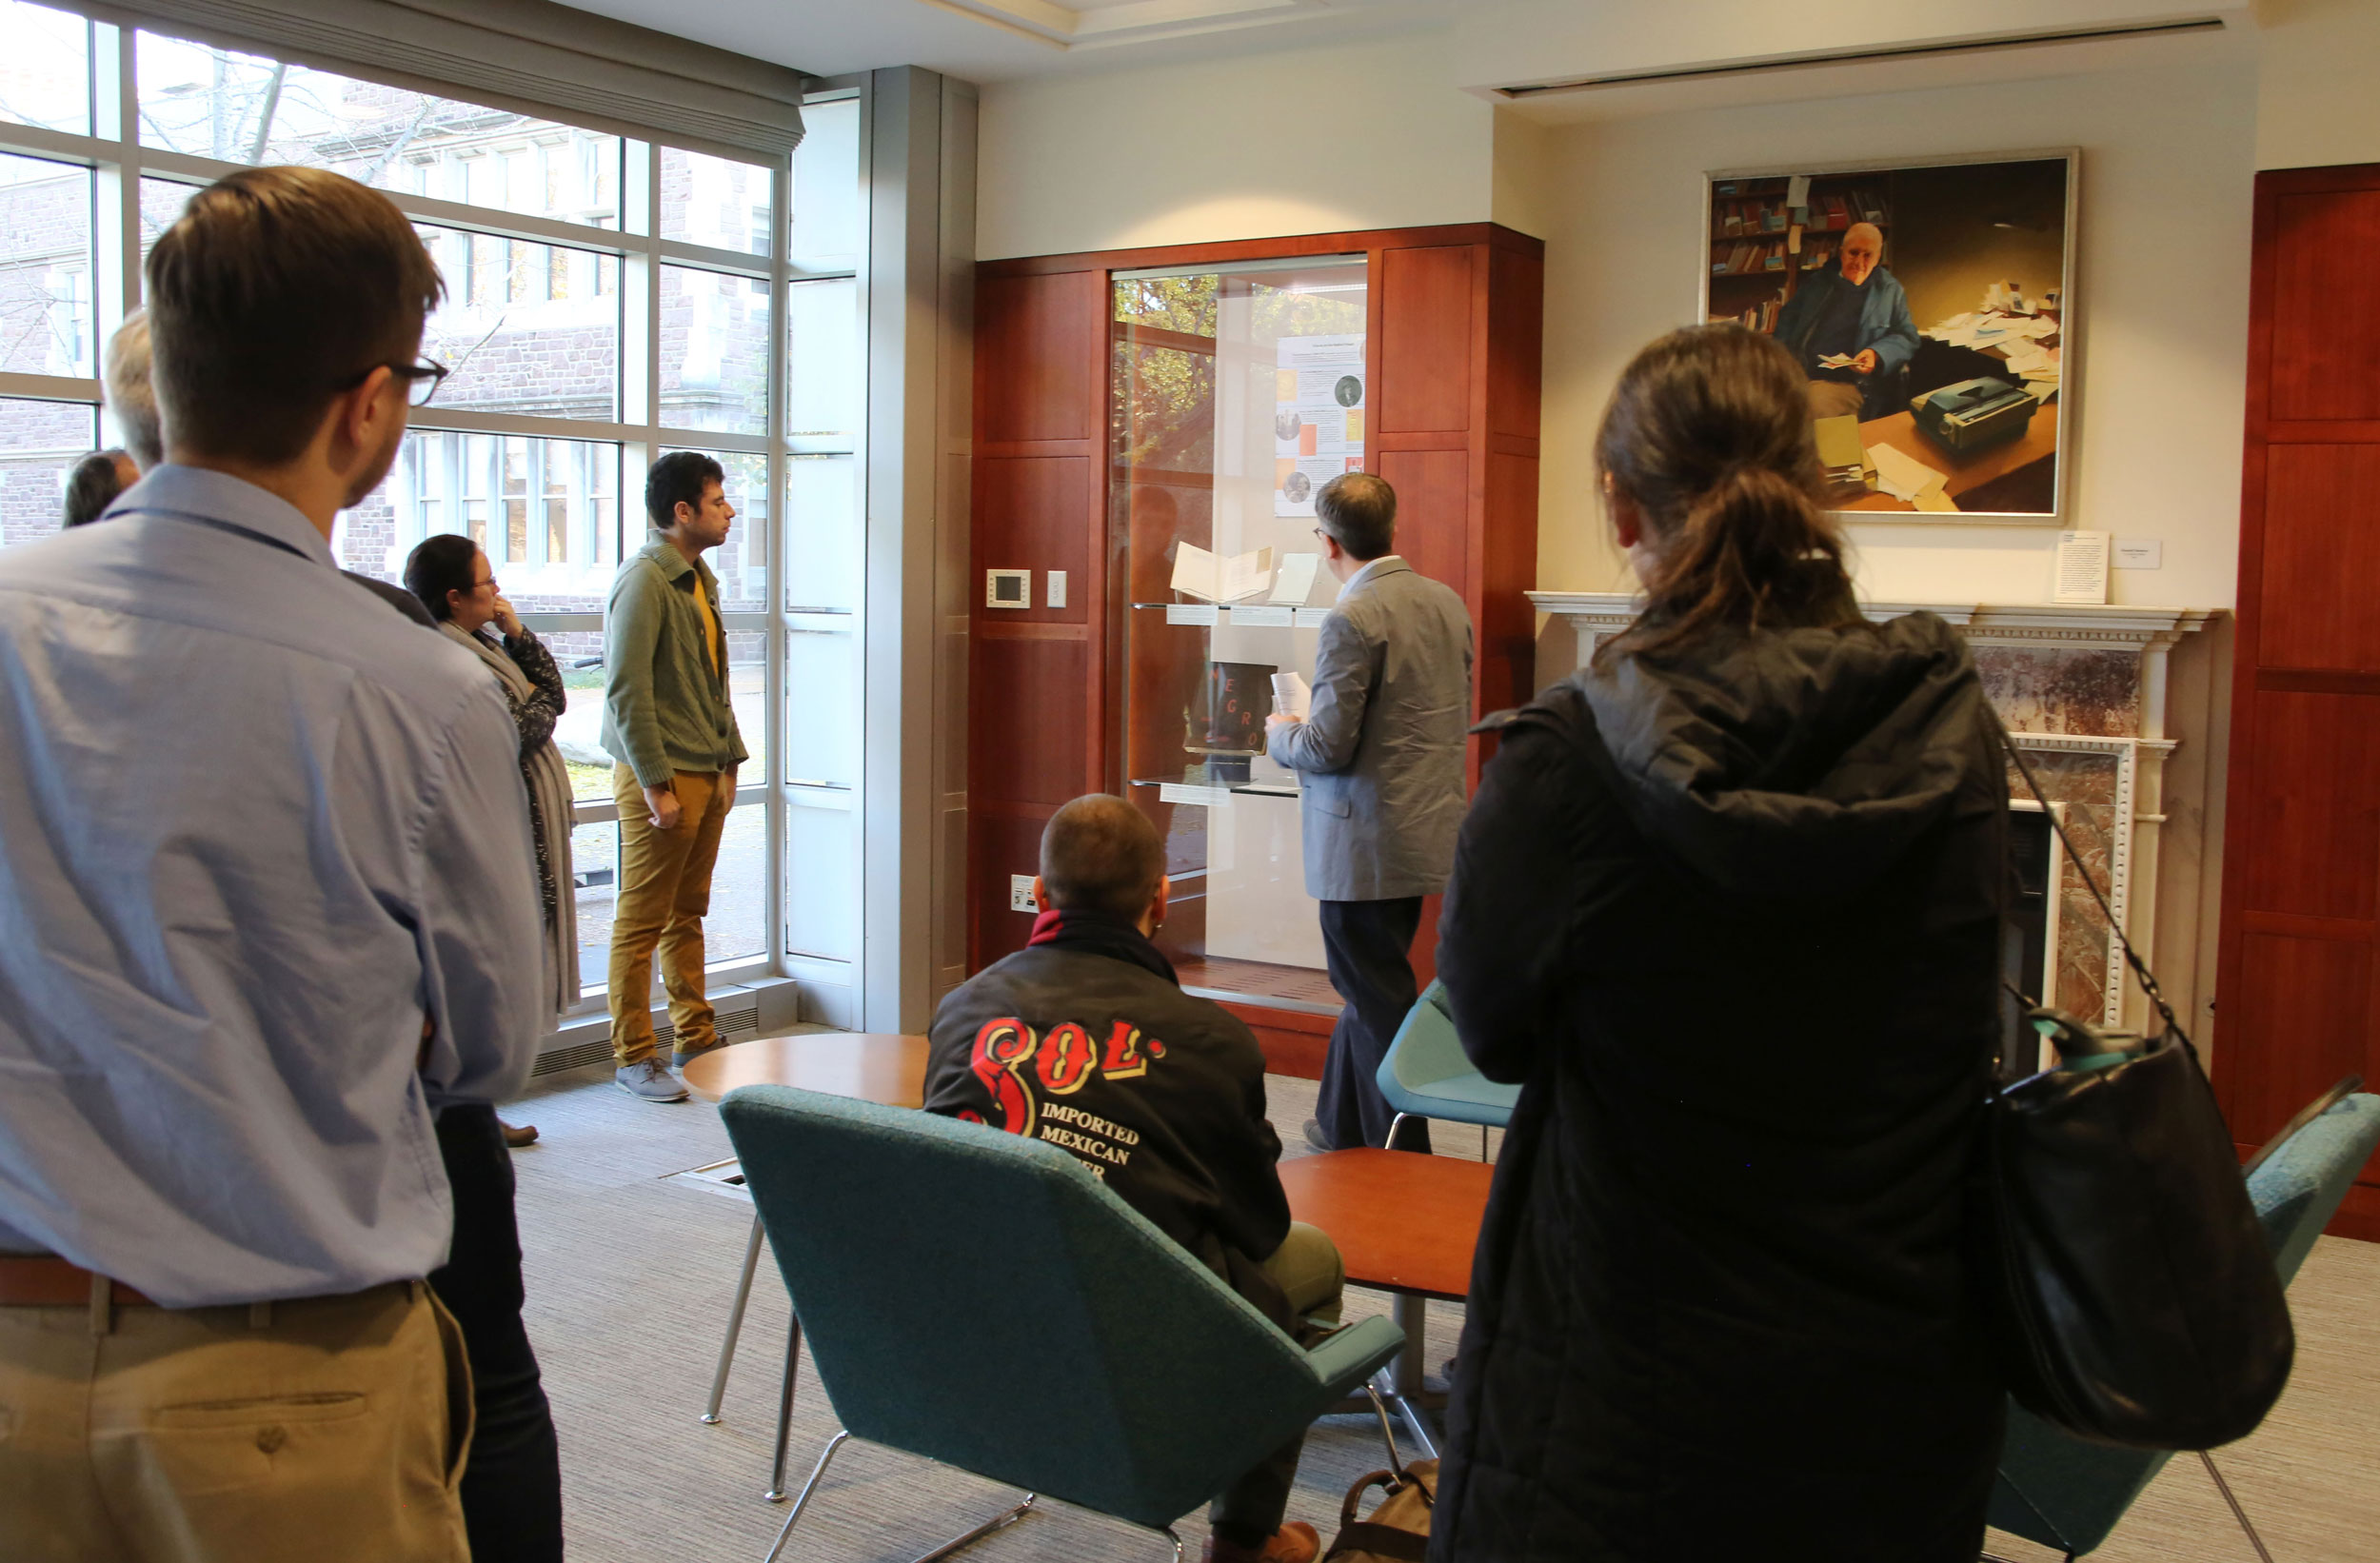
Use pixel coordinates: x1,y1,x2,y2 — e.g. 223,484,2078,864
0,467,545,1306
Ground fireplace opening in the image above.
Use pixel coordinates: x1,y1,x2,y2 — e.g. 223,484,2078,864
1999,803,2062,1080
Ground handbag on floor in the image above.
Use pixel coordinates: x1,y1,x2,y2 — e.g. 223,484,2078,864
1983,726,2293,1450
1321,1459,1437,1563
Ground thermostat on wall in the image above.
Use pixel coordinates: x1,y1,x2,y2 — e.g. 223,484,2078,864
985,568,1031,609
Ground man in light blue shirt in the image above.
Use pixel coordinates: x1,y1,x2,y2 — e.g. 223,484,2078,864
0,167,541,1561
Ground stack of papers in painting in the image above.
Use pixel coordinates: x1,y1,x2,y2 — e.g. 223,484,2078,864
1920,309,2061,403
1867,443,1958,513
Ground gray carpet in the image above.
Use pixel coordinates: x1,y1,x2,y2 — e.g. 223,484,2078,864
506,1063,2380,1563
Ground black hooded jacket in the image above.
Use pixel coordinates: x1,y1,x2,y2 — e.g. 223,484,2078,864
1427,611,2008,1563
923,907,1297,1322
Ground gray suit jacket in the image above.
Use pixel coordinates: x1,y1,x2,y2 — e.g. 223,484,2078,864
1266,558,1473,900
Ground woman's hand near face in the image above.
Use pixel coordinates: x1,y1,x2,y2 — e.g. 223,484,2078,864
492,593,524,639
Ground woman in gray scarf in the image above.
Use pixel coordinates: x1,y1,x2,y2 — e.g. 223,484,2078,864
406,534,581,1040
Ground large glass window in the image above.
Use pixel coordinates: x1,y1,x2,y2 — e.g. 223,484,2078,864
0,154,92,379
0,28,867,1012
0,396,94,549
0,3,90,137
135,36,622,228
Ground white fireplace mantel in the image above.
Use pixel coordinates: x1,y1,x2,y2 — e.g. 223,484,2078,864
1528,593,2219,740
1527,591,2225,1030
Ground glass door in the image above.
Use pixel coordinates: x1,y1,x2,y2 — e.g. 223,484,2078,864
1110,255,1368,1012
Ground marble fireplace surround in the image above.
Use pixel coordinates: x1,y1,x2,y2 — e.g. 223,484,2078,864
1528,594,2220,1031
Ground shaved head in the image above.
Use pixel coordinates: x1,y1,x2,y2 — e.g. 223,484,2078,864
1040,795,1165,921
1840,223,1883,287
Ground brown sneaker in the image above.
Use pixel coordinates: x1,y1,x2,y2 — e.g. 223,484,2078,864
1202,1522,1319,1563
500,1118,539,1149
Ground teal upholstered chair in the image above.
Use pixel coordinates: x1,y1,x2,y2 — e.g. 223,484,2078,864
719,1085,1411,1563
1983,1083,2380,1563
1376,979,1521,1153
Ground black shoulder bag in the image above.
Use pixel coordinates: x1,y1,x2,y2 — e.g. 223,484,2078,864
1986,727,2293,1450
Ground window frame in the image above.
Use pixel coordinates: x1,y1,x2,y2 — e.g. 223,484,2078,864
0,14,867,1015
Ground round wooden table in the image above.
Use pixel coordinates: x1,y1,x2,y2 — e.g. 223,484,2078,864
681,1030,929,1108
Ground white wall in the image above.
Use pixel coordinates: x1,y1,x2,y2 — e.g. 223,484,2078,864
1534,60,2259,610
2256,0,2380,169
975,33,1496,259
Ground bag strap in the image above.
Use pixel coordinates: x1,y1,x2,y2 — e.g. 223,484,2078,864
1326,1523,1431,1563
1993,717,2189,1046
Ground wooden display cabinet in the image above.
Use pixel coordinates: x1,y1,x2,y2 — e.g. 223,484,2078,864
969,223,1543,1076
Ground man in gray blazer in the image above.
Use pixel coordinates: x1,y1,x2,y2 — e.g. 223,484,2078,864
1265,473,1473,1151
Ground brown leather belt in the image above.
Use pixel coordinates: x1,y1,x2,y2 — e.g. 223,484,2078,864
0,1256,156,1307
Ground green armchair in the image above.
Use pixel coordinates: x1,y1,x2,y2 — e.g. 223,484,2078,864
719,1084,1409,1562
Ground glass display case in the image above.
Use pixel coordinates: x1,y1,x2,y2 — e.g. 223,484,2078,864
1110,255,1368,1012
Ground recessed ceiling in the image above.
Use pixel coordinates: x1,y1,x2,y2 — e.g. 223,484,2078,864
549,0,1457,82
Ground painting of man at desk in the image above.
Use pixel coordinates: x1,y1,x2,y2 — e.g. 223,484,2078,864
1705,152,2074,519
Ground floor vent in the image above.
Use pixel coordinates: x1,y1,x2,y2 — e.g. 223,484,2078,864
531,1037,615,1078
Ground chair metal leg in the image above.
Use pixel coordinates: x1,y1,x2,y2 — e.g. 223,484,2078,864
761,1429,849,1563
760,1427,1036,1563
765,1310,803,1500
1362,1383,1415,1483
2199,1451,2275,1563
1384,1112,1412,1151
704,1211,766,1424
909,1494,1036,1563
1157,1526,1184,1563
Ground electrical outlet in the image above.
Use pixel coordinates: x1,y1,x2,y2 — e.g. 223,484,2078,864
1009,875,1037,914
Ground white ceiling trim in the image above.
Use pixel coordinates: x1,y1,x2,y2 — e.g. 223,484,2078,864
919,0,1352,51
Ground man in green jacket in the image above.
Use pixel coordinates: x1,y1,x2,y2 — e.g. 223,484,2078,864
600,452,748,1100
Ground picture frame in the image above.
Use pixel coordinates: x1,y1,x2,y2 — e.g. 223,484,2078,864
1700,148,2080,524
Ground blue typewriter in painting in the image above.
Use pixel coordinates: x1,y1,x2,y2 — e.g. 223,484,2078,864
1911,376,2037,456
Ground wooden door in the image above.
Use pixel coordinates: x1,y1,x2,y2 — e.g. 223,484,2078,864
2216,163,2380,1240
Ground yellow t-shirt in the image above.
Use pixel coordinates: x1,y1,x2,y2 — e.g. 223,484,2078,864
693,575,721,678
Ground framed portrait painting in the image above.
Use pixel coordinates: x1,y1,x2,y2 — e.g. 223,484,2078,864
1702,150,2077,522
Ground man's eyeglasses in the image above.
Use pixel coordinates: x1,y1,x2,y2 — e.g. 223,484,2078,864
337,356,450,408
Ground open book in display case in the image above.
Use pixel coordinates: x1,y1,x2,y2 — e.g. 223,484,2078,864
970,225,1543,1076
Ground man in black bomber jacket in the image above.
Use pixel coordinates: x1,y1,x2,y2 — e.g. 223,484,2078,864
925,794,1341,1563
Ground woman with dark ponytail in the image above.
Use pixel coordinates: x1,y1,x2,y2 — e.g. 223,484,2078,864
1428,326,2008,1562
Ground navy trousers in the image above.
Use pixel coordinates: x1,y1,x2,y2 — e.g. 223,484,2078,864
1316,897,1431,1153
430,1103,565,1563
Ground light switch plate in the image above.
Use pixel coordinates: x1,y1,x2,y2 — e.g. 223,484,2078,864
1009,875,1037,914
985,568,1030,609
1046,569,1067,609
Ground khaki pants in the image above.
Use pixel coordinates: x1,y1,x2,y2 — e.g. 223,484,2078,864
0,1279,471,1563
608,763,733,1067
1212,1221,1345,1541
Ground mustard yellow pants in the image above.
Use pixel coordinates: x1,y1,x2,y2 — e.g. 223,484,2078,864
607,763,733,1067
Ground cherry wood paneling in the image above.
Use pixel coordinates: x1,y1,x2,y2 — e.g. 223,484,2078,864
971,809,1052,970
2236,693,2380,921
2218,163,2380,1238
1378,246,1477,435
971,223,1544,1047
2258,444,2380,670
1378,449,1469,599
1483,450,1542,713
978,271,1099,445
976,457,1092,624
1488,247,1546,445
2224,932,2374,1144
2269,188,2380,424
972,635,1089,808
